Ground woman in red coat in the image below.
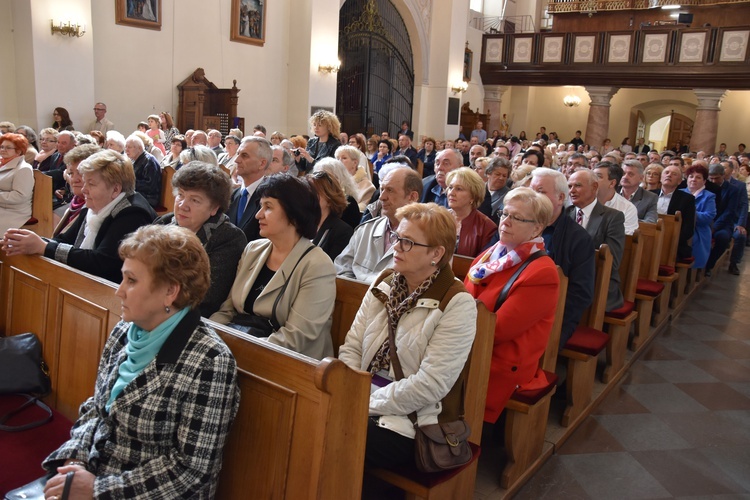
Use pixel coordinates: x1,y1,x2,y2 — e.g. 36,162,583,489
463,187,559,424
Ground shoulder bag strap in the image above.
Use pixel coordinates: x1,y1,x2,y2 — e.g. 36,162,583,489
270,246,315,331
386,319,421,428
493,250,547,312
0,394,53,432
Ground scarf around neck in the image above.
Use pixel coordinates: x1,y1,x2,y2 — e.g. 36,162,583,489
106,307,190,412
467,237,545,284
81,192,126,249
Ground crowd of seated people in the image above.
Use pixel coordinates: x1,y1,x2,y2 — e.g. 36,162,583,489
3,105,750,496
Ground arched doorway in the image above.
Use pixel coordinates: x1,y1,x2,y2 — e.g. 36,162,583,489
337,0,414,137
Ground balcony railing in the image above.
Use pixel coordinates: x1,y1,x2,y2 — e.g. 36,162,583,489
471,15,536,34
547,0,750,14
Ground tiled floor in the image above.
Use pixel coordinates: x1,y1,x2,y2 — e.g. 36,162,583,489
499,263,750,500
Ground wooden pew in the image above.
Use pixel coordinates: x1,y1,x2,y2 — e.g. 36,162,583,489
654,212,681,321
631,220,665,352
21,169,54,238
0,253,371,499
451,254,474,281
155,165,176,215
331,276,369,356
602,230,642,383
501,266,567,490
559,245,612,427
416,158,425,178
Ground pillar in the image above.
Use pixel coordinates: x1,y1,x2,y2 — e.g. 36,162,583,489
483,85,509,134
689,89,726,155
584,86,618,151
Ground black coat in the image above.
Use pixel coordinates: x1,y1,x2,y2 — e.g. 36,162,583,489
313,213,354,261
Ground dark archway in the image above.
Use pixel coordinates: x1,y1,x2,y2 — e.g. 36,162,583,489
337,0,414,137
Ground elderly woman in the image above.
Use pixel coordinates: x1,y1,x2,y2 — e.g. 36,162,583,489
161,134,187,169
53,144,101,235
417,136,437,178
179,145,219,171
125,134,162,208
463,187,559,424
218,135,241,168
133,131,164,164
682,164,717,269
643,163,664,191
0,133,34,236
105,130,126,154
52,107,74,131
270,131,286,145
34,128,60,170
210,174,336,360
295,110,342,174
338,203,477,468
40,225,239,499
308,171,354,260
313,157,363,227
155,162,246,317
446,167,497,257
2,150,156,282
14,125,39,163
335,145,375,212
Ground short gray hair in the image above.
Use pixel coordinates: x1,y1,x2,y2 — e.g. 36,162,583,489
272,144,294,168
531,167,568,197
241,136,273,165
623,159,644,175
486,156,510,176
106,130,126,149
125,134,145,152
179,145,218,166
314,157,359,198
708,163,725,176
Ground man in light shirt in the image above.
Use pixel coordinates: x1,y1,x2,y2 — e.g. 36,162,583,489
593,161,639,235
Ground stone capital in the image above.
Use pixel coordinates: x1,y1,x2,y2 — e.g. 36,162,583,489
585,86,619,107
483,85,510,102
693,89,727,111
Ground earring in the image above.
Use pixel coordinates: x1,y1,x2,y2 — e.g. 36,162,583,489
165,306,170,313
431,261,437,266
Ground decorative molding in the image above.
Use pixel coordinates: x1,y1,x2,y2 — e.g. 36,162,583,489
483,85,509,102
586,86,619,107
693,89,727,110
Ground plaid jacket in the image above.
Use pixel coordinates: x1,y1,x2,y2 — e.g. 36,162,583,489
44,310,240,499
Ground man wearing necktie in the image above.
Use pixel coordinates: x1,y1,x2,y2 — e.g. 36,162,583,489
228,136,273,242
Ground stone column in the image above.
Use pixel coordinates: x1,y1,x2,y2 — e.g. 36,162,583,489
689,89,726,155
483,85,509,134
584,86,619,152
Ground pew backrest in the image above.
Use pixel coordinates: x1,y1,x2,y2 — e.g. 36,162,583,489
658,212,682,268
637,220,664,281
619,230,643,302
158,165,176,213
332,276,370,357
452,254,474,282
540,266,567,373
22,170,54,238
582,245,612,331
0,253,371,500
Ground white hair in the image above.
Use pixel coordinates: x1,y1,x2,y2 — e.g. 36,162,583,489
314,157,360,198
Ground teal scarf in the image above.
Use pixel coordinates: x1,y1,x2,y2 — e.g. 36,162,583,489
106,307,190,412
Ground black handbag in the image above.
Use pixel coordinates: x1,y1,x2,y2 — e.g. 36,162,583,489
0,333,53,432
4,470,75,500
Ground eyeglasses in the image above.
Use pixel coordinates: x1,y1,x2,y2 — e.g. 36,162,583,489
40,138,58,143
388,231,431,252
93,108,106,112
499,212,536,224
0,145,17,151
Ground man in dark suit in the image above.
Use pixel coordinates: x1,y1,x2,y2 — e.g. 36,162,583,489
705,163,743,275
395,133,419,166
633,137,650,154
397,120,413,140
567,169,625,312
620,160,658,223
532,169,595,349
653,165,696,261
228,136,272,242
724,162,748,274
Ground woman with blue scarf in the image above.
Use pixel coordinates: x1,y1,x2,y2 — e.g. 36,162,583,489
42,225,240,499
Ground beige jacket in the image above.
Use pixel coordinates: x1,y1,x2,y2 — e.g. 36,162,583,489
0,156,34,236
210,238,335,360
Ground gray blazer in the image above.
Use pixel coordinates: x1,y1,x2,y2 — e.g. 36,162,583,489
334,216,395,284
625,187,658,223
210,238,335,360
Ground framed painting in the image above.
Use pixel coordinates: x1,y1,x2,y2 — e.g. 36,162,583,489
573,35,596,63
542,36,564,63
115,0,161,31
678,31,708,63
642,33,669,63
484,38,503,63
231,0,266,46
719,29,749,62
606,33,632,64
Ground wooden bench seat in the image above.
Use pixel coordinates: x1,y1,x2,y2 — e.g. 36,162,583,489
21,169,54,238
631,220,665,352
0,253,371,499
654,213,682,320
155,165,176,215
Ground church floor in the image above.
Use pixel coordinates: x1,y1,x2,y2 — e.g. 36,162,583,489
484,263,750,500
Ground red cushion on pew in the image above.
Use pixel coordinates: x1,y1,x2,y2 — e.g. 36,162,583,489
658,265,675,276
678,256,695,264
564,326,609,356
606,300,635,319
0,395,73,494
511,370,558,405
24,217,38,225
636,278,665,297
372,442,481,488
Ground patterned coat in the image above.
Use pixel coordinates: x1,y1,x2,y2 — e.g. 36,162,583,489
44,310,240,499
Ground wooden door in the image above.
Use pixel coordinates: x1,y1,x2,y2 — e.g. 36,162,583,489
667,113,693,152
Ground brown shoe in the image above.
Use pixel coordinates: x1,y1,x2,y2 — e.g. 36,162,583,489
729,264,740,275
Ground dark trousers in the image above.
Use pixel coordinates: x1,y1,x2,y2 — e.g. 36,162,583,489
707,227,732,270
365,417,415,469
731,228,747,265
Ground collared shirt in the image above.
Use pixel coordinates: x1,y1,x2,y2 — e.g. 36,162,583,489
431,183,447,207
604,192,639,235
242,176,264,208
576,199,598,229
657,189,674,215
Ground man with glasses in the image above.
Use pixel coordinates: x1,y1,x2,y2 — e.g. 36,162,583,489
335,165,422,283
86,103,114,134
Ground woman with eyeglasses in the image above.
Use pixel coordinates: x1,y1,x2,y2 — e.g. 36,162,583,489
161,134,187,169
307,171,354,260
52,107,74,132
446,167,496,257
463,187,559,428
0,133,34,236
34,128,61,171
338,203,476,469
210,174,336,360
